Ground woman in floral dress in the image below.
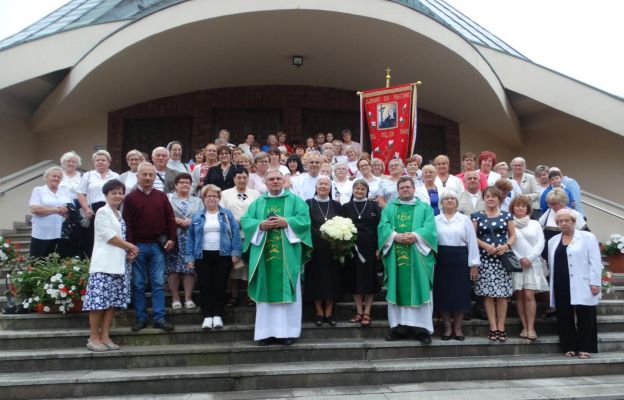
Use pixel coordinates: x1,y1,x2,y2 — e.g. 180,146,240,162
471,186,516,342
167,173,204,309
83,179,138,352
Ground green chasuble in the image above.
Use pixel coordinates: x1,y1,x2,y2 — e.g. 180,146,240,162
241,190,312,303
378,198,438,307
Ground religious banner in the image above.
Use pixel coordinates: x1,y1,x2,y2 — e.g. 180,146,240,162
359,83,418,170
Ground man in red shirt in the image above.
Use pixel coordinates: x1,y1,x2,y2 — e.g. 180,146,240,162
123,162,177,331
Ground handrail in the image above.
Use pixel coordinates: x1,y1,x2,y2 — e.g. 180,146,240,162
521,167,624,221
0,160,56,198
0,174,42,198
0,160,55,184
583,201,624,221
582,191,624,212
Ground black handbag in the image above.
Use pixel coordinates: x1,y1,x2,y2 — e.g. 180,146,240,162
485,214,522,273
499,251,522,273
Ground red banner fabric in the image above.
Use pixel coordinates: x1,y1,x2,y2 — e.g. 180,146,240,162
360,84,417,172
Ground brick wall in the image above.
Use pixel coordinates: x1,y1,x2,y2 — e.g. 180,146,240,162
107,85,459,172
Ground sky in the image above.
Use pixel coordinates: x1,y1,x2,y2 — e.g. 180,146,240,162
0,0,622,98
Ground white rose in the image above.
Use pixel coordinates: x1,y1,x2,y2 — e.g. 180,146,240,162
43,306,50,312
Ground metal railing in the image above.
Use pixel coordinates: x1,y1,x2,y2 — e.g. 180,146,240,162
0,160,56,198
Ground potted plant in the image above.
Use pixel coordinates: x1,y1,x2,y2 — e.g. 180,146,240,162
603,234,624,273
8,253,89,314
1,236,24,314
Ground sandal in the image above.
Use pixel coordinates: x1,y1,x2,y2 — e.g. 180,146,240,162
578,352,591,359
488,330,499,341
498,331,508,342
226,297,239,308
527,330,538,341
564,351,576,358
519,329,528,339
361,314,372,327
349,314,363,323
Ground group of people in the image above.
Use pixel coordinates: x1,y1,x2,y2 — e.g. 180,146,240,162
26,129,602,359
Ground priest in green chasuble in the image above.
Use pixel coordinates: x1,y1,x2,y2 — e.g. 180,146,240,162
378,176,438,343
241,170,312,346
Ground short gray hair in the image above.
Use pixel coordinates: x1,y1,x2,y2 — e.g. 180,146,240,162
201,184,222,199
137,162,155,174
439,189,460,210
152,147,168,157
91,149,111,162
60,151,82,167
43,166,63,180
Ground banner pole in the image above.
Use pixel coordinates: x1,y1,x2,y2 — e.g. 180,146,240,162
410,81,422,156
358,92,364,154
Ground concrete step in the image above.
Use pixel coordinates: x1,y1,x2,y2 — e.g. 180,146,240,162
2,352,624,399
51,374,624,400
2,298,623,330
2,316,624,351
2,333,624,374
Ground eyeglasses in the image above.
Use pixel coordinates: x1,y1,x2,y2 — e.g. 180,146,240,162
308,161,320,164
237,193,248,201
205,195,219,199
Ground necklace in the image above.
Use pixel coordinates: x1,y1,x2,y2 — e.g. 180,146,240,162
353,199,368,219
316,199,330,221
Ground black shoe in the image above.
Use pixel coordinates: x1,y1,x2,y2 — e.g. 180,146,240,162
258,337,275,346
324,315,337,326
131,320,148,332
282,338,296,346
153,320,174,332
416,332,432,344
315,315,324,326
454,335,466,341
441,334,453,341
385,330,407,341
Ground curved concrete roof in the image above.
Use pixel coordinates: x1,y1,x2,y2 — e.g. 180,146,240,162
0,0,622,144
0,0,526,58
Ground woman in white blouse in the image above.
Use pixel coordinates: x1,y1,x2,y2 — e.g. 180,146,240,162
118,149,144,192
59,151,82,200
433,190,480,340
433,154,464,195
167,141,191,173
249,152,270,194
76,150,119,257
355,158,380,201
29,166,73,258
509,195,548,341
332,163,354,205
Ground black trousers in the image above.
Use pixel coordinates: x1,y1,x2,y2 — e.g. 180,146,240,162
29,238,70,258
555,304,598,353
195,250,232,318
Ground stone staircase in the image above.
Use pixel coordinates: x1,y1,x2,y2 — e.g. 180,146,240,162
1,222,624,399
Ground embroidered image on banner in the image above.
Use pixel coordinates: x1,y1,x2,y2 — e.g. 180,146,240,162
359,83,418,172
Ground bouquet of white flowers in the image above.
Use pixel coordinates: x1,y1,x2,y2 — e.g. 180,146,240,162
319,216,358,263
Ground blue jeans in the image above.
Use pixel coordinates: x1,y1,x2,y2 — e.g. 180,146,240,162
132,243,166,322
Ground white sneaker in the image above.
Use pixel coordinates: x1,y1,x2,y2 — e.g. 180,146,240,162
202,317,213,329
171,301,182,310
213,316,223,329
184,300,197,309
